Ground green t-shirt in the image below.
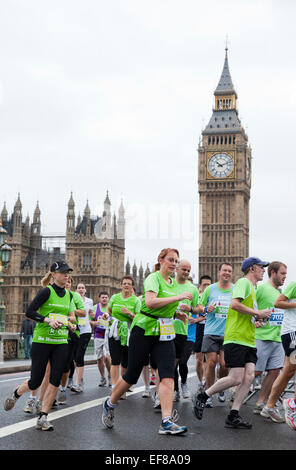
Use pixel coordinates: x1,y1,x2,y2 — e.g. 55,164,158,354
33,286,75,345
173,281,199,336
108,293,141,322
71,291,86,338
255,282,282,342
131,271,179,336
224,277,257,348
109,292,141,346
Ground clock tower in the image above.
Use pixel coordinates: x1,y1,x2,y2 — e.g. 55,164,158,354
198,48,252,281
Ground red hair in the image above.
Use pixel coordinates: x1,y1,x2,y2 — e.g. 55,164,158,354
153,248,180,272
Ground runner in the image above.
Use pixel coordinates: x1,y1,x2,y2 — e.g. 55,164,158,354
250,262,286,418
195,275,212,391
262,279,296,429
173,260,199,401
192,257,271,429
90,291,112,387
71,283,94,393
57,277,86,403
102,248,192,435
3,261,76,431
107,276,141,391
199,263,233,406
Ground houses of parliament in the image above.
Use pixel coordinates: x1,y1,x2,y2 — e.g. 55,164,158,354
1,47,251,333
1,192,149,332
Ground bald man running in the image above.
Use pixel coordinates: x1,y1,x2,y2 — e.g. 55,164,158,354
173,260,199,401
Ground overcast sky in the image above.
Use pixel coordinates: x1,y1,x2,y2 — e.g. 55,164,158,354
0,0,295,285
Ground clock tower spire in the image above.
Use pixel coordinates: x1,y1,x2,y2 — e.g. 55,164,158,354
198,48,252,281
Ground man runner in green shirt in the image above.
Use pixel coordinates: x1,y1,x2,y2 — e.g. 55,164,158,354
252,261,287,419
193,257,271,429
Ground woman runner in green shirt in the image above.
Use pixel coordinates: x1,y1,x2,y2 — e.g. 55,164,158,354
102,248,192,435
3,261,76,431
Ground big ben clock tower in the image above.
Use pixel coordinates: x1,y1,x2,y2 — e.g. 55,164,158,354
198,47,252,281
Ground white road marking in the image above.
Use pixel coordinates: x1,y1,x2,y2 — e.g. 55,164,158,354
0,371,197,439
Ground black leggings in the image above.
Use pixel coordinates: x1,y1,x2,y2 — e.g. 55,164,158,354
174,341,194,391
75,333,91,367
109,337,129,368
28,342,69,389
122,326,176,385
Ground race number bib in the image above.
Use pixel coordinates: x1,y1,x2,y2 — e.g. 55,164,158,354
269,308,284,326
97,317,109,329
158,318,175,341
78,318,87,326
49,313,68,325
215,299,230,319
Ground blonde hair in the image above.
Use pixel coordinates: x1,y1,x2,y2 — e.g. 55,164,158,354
41,272,53,287
153,248,180,272
41,273,73,288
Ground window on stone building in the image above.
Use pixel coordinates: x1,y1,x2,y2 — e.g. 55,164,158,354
83,252,92,269
23,289,29,313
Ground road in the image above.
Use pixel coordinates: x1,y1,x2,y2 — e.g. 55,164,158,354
0,357,295,453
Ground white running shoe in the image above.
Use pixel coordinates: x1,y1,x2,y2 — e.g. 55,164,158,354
283,398,296,430
181,383,190,399
260,405,285,422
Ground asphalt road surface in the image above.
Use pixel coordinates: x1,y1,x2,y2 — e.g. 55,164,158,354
0,357,295,453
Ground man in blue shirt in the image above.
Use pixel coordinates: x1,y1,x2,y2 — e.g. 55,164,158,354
199,263,233,406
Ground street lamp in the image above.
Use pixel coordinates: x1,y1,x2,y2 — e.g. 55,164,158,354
0,218,12,332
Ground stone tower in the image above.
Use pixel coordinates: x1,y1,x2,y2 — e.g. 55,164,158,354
198,48,252,282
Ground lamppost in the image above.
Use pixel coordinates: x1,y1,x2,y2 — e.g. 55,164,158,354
0,218,12,332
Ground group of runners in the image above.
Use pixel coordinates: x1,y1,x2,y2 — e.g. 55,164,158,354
3,251,296,436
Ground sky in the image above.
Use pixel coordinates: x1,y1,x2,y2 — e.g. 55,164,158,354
0,0,295,285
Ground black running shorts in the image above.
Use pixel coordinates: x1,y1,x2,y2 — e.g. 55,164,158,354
223,342,257,368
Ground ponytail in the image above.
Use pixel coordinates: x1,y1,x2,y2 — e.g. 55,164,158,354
41,272,53,287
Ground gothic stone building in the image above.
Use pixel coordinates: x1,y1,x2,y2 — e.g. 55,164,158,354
198,48,252,282
1,192,128,332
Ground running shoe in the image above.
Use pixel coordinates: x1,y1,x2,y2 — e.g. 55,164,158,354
225,414,252,429
35,400,42,415
107,376,112,387
71,384,83,393
181,383,190,399
152,391,161,411
120,392,127,400
218,392,226,403
99,377,107,387
23,398,36,414
142,389,150,398
253,402,265,415
158,420,187,435
260,406,285,422
36,414,54,431
192,392,207,420
205,397,214,408
51,399,59,408
4,386,21,411
102,399,114,429
283,398,296,430
57,389,67,404
67,378,73,388
174,391,180,402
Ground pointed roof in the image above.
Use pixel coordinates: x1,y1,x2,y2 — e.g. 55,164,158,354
215,48,237,97
84,200,90,217
104,190,111,206
34,200,41,215
14,193,22,210
1,202,8,220
68,192,75,208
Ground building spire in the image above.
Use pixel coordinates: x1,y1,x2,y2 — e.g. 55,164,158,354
215,46,236,97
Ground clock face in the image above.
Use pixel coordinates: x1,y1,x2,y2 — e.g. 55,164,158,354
208,153,233,178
